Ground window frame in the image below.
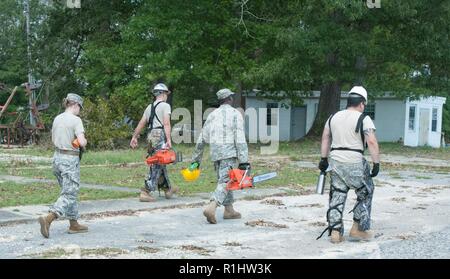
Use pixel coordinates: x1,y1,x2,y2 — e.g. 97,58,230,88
431,107,438,132
408,105,416,131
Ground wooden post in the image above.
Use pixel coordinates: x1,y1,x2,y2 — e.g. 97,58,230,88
0,86,18,119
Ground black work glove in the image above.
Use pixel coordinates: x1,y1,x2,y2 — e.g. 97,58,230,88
238,162,251,171
238,163,251,176
370,162,380,177
318,157,328,172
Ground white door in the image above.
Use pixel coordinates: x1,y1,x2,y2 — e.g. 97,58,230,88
418,108,430,146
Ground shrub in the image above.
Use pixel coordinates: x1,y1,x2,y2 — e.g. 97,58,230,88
82,95,132,149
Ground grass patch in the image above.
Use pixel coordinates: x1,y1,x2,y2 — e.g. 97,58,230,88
137,246,160,253
5,141,445,203
0,146,54,157
382,162,450,173
378,142,450,160
0,182,136,208
388,172,403,179
414,176,432,180
2,158,318,196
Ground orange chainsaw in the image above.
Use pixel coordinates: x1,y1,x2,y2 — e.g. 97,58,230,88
145,149,182,165
226,168,277,191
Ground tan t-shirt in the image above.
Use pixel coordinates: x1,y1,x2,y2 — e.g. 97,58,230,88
326,109,376,163
143,101,171,129
52,112,85,151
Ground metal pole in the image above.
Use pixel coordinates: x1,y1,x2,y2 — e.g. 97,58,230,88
25,0,36,127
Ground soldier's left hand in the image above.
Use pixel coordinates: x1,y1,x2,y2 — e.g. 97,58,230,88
370,162,380,177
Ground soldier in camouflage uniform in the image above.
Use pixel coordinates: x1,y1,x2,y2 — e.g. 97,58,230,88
190,88,249,224
317,86,380,243
130,83,178,202
38,93,88,238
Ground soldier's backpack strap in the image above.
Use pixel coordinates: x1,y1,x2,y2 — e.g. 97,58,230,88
148,101,164,131
328,113,335,140
355,113,367,150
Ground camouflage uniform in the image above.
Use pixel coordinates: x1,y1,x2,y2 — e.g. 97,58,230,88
192,103,248,206
49,93,85,220
50,153,81,220
145,129,172,192
327,158,374,234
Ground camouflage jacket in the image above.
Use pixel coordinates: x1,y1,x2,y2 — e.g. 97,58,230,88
192,104,248,163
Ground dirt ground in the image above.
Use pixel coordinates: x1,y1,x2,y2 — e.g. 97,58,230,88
0,166,449,258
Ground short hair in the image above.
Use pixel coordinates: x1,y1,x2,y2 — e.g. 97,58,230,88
63,98,78,109
219,95,233,105
346,93,365,108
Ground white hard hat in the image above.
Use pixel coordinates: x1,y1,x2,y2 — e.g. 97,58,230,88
348,86,367,102
153,83,169,96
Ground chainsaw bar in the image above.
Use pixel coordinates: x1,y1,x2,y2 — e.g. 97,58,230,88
253,172,277,184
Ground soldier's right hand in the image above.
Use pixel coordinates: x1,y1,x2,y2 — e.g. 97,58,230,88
130,137,138,149
318,157,328,172
72,139,80,148
238,162,251,171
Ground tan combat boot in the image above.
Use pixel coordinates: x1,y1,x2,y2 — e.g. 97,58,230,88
349,221,373,241
38,212,57,238
223,204,241,219
203,201,218,224
164,186,179,199
68,220,88,234
139,188,156,202
330,230,344,244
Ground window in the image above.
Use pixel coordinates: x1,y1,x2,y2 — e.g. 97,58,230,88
432,108,438,132
408,105,416,130
364,103,376,120
266,103,278,126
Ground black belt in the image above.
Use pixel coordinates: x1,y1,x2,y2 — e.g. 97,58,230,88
331,147,364,154
56,149,80,156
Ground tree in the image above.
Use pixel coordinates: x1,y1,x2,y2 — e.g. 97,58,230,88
77,0,269,117
247,0,450,138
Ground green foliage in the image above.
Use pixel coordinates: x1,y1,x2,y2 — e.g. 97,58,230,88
1,1,449,146
82,96,132,149
77,0,266,113
443,101,450,142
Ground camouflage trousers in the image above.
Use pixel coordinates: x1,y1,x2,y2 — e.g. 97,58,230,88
49,152,81,220
211,158,238,206
145,129,172,192
326,158,374,236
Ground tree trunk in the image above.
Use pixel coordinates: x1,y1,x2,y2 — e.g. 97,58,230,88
305,80,341,138
233,81,243,109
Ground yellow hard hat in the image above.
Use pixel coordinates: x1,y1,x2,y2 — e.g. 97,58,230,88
181,168,200,182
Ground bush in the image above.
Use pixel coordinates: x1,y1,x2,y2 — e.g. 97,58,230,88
82,95,132,149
